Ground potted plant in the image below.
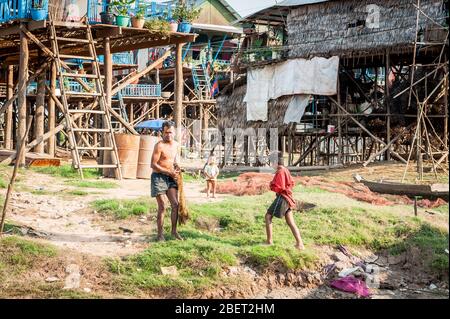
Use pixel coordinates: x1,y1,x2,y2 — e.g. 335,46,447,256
163,10,178,32
100,4,116,25
173,3,200,33
144,18,170,35
112,0,135,27
131,5,146,28
30,0,49,21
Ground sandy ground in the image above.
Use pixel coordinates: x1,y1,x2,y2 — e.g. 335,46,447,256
1,164,448,299
3,171,232,257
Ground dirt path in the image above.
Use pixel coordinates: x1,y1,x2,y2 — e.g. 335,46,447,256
3,171,232,257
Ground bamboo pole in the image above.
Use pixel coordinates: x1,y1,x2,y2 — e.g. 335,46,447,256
0,115,33,235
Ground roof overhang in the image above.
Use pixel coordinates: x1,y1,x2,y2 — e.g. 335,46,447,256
191,23,243,36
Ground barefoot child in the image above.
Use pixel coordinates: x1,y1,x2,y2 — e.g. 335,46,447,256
204,156,219,198
265,154,305,250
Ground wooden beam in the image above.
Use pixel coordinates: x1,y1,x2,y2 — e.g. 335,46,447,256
0,58,51,115
19,25,95,94
111,50,171,96
329,97,407,164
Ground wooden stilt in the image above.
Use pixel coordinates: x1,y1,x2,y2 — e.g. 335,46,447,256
33,56,46,154
385,50,391,161
175,44,184,145
5,65,14,150
16,26,28,167
47,61,56,156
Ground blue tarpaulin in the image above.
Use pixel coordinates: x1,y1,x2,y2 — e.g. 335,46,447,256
135,119,166,131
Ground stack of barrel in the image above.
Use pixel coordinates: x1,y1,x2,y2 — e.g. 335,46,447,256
104,134,160,179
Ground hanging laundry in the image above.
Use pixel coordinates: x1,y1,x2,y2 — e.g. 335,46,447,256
244,56,339,121
283,95,311,124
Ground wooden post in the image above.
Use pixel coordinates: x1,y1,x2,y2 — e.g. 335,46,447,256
16,26,28,167
102,37,112,167
5,65,14,150
385,50,391,161
444,68,448,160
337,76,343,164
414,197,418,216
47,61,56,156
155,101,160,119
33,57,46,154
104,37,112,115
175,43,183,144
129,104,134,123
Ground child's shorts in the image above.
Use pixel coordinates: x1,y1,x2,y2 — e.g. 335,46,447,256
267,194,291,218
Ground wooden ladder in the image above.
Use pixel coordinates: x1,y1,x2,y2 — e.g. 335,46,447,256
49,16,122,179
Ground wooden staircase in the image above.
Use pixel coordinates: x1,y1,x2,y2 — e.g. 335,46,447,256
49,17,122,179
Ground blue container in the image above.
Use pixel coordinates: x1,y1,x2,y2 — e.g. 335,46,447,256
30,8,48,21
178,21,192,33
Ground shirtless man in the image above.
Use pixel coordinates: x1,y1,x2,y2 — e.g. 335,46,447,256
151,121,183,241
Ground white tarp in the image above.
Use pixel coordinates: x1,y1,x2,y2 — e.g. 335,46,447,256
283,95,311,124
244,56,339,121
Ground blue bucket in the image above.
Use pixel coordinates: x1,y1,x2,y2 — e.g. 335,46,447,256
31,8,48,21
178,22,192,33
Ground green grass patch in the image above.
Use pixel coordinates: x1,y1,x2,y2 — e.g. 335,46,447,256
65,180,118,189
65,190,90,196
31,165,101,179
91,198,156,219
0,236,56,274
0,177,7,189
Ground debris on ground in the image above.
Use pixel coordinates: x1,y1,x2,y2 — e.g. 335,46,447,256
63,264,81,289
330,276,371,297
161,266,178,277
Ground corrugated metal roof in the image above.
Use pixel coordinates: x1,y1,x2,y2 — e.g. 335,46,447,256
191,23,243,34
240,0,330,24
277,0,329,6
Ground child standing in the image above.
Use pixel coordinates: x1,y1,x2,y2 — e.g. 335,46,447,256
204,156,220,198
265,154,305,250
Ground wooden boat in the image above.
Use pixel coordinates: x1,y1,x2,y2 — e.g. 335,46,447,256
353,174,449,200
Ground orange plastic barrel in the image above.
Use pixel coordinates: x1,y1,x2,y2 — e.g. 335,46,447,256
114,133,140,179
137,135,160,179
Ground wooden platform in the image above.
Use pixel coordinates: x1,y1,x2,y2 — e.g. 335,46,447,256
0,20,197,63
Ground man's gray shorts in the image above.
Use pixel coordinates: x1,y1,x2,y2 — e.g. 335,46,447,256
151,172,178,197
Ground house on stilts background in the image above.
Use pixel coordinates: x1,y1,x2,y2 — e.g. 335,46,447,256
217,0,448,182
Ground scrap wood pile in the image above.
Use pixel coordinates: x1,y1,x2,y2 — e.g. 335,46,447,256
214,173,446,208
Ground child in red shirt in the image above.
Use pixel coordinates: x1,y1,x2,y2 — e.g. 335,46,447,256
265,153,305,250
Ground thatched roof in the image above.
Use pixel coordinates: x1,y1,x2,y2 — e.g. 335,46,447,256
217,83,295,133
287,0,447,59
